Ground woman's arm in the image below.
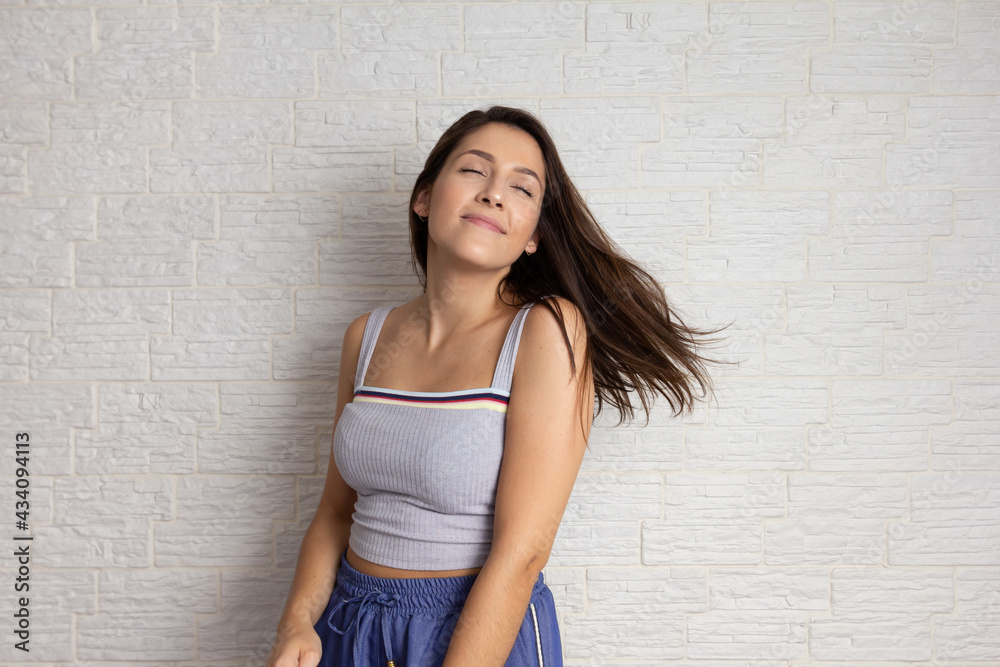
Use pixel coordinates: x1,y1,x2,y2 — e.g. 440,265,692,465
442,297,594,666
267,315,365,667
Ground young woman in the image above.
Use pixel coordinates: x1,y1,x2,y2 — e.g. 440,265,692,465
266,106,718,667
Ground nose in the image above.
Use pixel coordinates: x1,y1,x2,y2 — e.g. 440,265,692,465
479,179,503,209
480,194,502,209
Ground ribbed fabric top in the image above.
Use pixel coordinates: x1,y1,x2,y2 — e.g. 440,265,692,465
333,301,537,570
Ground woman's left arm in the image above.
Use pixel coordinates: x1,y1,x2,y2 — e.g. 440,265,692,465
442,298,595,666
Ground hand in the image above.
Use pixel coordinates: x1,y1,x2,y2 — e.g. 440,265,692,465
265,620,323,667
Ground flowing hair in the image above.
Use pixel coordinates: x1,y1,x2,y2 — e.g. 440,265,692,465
408,106,727,428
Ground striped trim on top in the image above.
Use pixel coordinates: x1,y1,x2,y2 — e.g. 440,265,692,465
352,386,510,414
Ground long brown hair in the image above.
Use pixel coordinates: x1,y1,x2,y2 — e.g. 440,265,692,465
409,106,726,427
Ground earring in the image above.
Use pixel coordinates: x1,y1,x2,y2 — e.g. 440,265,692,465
417,211,428,223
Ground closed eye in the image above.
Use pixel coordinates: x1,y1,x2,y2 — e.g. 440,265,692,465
461,167,534,197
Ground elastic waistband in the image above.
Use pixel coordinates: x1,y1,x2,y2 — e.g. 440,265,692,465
334,550,545,613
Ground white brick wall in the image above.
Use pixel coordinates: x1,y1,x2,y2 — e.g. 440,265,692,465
1,1,997,664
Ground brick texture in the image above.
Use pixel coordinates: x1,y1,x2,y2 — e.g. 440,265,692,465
1,1,997,664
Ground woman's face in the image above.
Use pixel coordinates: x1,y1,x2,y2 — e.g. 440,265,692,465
415,122,545,272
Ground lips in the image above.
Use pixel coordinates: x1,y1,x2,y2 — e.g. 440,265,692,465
462,213,505,234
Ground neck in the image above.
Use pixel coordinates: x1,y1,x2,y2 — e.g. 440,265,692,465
417,249,518,351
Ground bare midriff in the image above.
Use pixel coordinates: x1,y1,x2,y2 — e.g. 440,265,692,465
345,545,483,579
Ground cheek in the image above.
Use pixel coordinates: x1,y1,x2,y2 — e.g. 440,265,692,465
519,206,542,231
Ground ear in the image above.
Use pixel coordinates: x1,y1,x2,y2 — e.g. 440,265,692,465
526,227,541,253
413,185,431,217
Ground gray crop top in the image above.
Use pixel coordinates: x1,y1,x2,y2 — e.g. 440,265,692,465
333,301,537,570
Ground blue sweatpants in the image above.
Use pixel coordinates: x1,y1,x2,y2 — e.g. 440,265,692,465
312,550,562,667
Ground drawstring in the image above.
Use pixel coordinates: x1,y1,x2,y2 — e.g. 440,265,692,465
327,589,400,667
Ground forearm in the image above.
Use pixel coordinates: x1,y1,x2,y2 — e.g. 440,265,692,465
441,554,541,666
276,512,351,631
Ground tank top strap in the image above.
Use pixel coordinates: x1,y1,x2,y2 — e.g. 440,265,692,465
354,306,393,392
489,299,546,394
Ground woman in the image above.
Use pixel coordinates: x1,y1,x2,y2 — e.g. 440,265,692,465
266,106,719,667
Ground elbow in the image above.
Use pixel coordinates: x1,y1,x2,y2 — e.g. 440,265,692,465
488,542,552,583
523,544,551,575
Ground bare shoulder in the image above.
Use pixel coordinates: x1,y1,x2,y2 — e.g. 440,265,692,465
338,310,374,390
345,309,372,344
505,295,594,471
517,295,589,387
524,296,588,352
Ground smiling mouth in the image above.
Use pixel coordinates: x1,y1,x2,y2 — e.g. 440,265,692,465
463,215,505,234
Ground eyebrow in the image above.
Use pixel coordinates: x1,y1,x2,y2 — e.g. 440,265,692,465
459,149,543,188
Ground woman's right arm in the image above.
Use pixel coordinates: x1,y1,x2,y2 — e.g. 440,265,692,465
266,313,367,667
